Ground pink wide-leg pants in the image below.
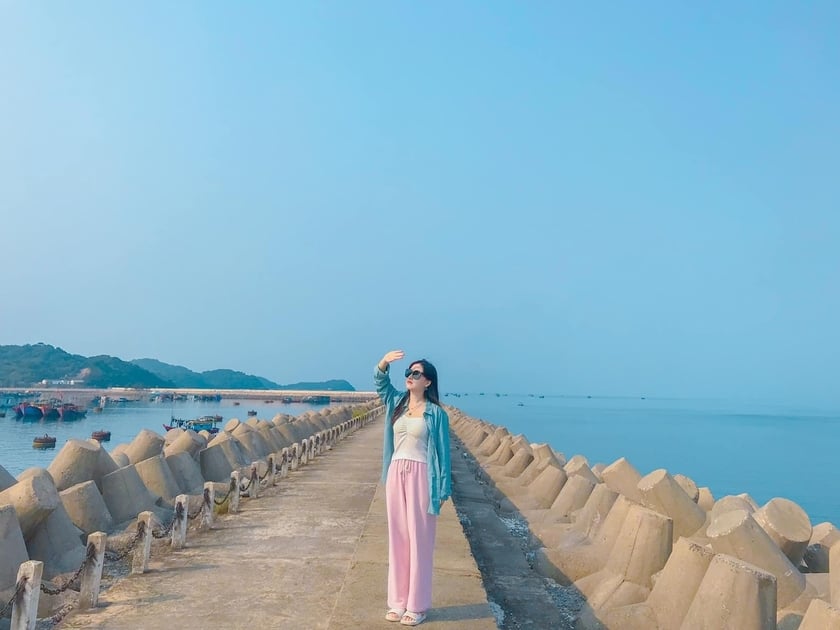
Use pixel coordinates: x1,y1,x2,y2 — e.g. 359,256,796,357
386,458,438,613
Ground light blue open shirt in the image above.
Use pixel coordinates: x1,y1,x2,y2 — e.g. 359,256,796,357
376,364,452,515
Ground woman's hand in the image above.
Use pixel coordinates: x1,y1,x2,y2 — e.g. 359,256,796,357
379,350,404,371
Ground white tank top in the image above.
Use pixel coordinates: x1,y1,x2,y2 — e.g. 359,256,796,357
392,413,428,463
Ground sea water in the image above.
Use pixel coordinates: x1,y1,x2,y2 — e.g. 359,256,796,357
449,394,840,526
0,397,333,478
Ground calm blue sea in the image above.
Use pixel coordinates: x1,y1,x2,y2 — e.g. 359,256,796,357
0,397,333,479
448,394,840,527
5,393,837,528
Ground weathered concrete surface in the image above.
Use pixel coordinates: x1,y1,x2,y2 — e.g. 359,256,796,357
451,440,584,629
56,417,498,629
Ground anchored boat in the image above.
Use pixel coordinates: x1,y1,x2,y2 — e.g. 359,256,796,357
163,415,222,434
33,434,57,448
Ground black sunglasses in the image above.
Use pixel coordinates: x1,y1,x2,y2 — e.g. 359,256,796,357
405,369,425,380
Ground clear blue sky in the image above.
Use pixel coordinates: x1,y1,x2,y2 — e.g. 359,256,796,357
2,3,838,405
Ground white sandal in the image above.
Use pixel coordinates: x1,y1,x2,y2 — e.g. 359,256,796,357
400,611,427,626
385,608,405,622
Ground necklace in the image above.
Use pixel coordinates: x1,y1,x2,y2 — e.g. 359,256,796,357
407,400,426,414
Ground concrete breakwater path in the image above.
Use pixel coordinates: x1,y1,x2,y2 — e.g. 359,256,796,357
54,415,499,630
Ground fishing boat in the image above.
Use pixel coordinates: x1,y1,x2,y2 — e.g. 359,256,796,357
247,410,258,417
163,415,221,434
58,403,87,421
15,402,43,419
91,429,111,441
301,395,330,405
33,434,57,448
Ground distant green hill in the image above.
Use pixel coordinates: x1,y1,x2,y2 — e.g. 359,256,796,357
0,344,355,391
0,344,174,388
132,358,355,391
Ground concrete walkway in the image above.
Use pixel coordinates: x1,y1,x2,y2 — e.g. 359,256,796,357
56,417,498,629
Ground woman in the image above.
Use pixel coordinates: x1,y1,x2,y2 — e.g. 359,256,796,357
375,349,452,626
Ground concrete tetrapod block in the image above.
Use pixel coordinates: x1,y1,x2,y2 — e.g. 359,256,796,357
59,480,114,536
200,438,238,482
482,441,523,484
499,464,567,513
533,483,618,549
638,469,706,542
829,543,840,608
0,468,60,539
545,474,596,523
0,464,18,492
461,419,489,438
163,429,205,458
213,431,251,465
462,427,491,455
522,473,590,533
293,419,319,439
580,504,673,593
271,413,292,427
163,427,183,445
25,502,86,580
464,426,490,449
475,432,503,460
572,484,619,538
247,427,276,458
707,508,806,608
673,474,699,503
564,454,588,470
799,598,840,630
680,553,777,630
738,493,761,510
484,437,514,467
310,414,331,432
564,456,600,485
99,464,162,525
697,487,715,512
0,504,29,592
228,427,265,461
803,522,840,573
94,445,120,487
711,494,758,522
264,426,291,451
495,445,534,481
646,536,716,629
257,426,285,452
589,536,715,630
495,443,561,496
47,439,104,492
533,494,635,586
752,497,812,566
111,452,129,467
111,443,128,458
573,504,673,628
135,455,182,502
273,424,301,446
600,457,643,502
123,429,166,465
165,451,207,494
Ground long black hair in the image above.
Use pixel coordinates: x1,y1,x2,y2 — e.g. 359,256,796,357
391,359,441,424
